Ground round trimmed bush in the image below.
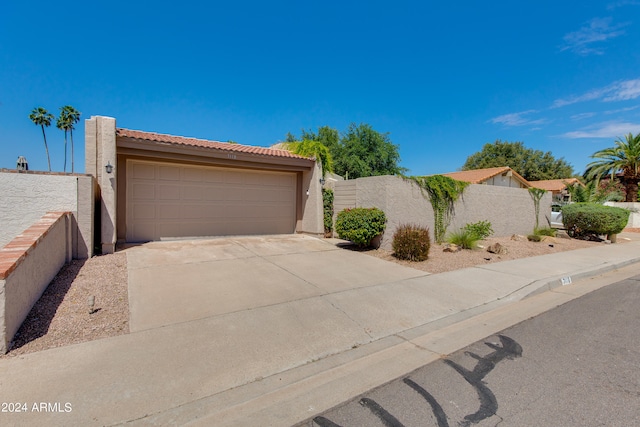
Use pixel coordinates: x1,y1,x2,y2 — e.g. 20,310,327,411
392,224,431,261
562,203,630,237
335,207,386,247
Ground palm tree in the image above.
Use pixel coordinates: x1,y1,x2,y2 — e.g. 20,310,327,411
585,132,640,202
29,107,54,171
56,110,70,172
58,106,81,172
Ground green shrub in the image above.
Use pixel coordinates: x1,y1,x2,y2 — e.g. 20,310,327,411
562,203,630,237
533,227,556,237
446,228,480,249
335,207,387,247
392,224,431,261
527,234,542,242
323,188,334,235
463,220,494,240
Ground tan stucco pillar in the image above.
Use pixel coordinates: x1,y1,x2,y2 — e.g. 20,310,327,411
85,116,117,254
299,159,324,234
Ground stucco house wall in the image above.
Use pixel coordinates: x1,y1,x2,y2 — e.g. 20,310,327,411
0,171,95,258
334,175,551,250
299,159,324,235
86,116,323,251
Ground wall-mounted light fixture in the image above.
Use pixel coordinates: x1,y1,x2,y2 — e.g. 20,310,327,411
105,161,114,174
319,177,326,185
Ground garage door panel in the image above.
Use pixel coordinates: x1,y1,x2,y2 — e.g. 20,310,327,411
157,223,182,238
224,170,245,184
182,186,202,200
132,163,156,179
158,204,181,220
202,205,226,218
130,223,156,241
182,205,203,219
158,185,180,200
203,169,225,183
224,189,244,201
183,168,205,182
202,187,225,201
132,183,156,200
133,204,156,220
126,160,297,242
159,165,180,180
246,188,275,201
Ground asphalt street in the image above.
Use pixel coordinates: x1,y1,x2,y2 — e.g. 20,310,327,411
298,274,640,427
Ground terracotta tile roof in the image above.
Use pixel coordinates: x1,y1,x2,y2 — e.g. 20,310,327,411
529,178,583,192
116,128,310,160
441,166,530,187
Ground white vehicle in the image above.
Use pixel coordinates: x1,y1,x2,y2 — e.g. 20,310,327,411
550,204,563,227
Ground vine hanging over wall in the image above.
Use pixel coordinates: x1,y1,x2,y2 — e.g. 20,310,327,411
408,175,469,243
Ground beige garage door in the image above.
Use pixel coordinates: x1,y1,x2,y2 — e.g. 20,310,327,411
126,160,296,242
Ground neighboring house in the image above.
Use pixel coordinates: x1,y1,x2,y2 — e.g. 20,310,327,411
85,116,324,253
529,178,583,203
441,166,530,188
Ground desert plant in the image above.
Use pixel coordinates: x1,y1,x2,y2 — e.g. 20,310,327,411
446,228,480,250
392,223,431,261
323,188,334,235
335,207,386,247
527,234,542,242
562,203,630,238
533,227,556,237
528,187,547,229
463,220,494,240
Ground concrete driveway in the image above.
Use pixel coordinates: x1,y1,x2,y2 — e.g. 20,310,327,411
127,234,428,332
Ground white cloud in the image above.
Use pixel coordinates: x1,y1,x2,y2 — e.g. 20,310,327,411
605,105,640,114
561,17,628,55
489,110,547,127
571,112,597,120
562,121,640,138
603,79,640,101
607,1,640,10
552,78,640,108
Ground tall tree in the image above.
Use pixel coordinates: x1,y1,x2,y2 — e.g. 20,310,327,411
462,140,574,181
29,107,54,171
301,126,340,155
286,124,404,178
57,110,70,172
59,106,81,172
585,132,640,202
335,123,405,179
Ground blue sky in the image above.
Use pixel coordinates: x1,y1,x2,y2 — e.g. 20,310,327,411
1,1,639,176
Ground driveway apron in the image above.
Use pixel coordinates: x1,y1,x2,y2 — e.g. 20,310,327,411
126,234,428,331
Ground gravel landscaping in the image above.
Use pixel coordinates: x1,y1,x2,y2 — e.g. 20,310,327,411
2,252,128,359
1,233,632,358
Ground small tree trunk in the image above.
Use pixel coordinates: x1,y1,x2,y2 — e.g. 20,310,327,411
624,179,639,202
41,125,51,172
70,130,74,173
